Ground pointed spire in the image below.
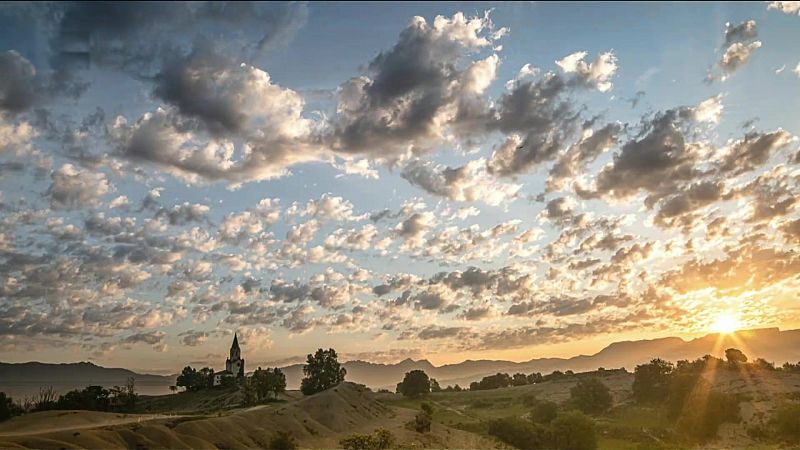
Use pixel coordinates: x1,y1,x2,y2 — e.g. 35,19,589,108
232,332,239,350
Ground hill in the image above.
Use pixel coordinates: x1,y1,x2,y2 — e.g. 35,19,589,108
0,382,498,449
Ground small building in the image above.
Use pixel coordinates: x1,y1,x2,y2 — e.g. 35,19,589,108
213,333,245,387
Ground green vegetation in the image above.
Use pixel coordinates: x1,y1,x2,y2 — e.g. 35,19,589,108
176,366,215,392
633,355,741,442
413,402,433,432
339,428,394,450
242,367,286,405
0,392,22,422
530,399,558,424
569,377,612,415
396,369,431,397
300,348,347,395
487,411,597,450
267,430,298,450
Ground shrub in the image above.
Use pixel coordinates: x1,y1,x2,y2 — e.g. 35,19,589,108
550,410,598,450
0,392,22,422
414,404,432,433
569,378,612,415
339,428,394,450
487,417,548,450
674,388,739,441
770,402,800,441
530,400,558,424
267,430,298,450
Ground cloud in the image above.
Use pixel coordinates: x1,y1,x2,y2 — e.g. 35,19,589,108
718,129,793,175
0,50,39,114
556,51,618,92
718,20,761,80
179,330,209,347
401,158,521,205
767,1,800,15
395,212,436,248
47,163,113,209
328,12,500,158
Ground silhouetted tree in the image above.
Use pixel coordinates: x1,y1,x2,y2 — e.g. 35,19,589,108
569,378,612,415
252,367,287,401
725,348,747,365
633,358,674,403
527,372,543,384
397,370,431,397
300,348,346,395
512,373,528,386
430,378,441,392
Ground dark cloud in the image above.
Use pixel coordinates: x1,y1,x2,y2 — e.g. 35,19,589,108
0,51,39,114
718,130,793,175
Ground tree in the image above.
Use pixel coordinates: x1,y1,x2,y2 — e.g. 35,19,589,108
415,403,432,433
550,410,597,450
633,358,674,403
725,348,748,365
430,378,442,392
252,367,287,401
57,386,111,411
169,385,178,394
300,348,346,395
396,370,431,397
569,378,612,415
527,372,544,384
512,373,528,386
177,366,202,392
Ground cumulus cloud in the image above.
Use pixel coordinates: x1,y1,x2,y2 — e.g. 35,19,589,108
329,12,501,158
47,164,113,209
401,158,521,205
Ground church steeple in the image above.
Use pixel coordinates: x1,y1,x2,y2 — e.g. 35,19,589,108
230,332,241,360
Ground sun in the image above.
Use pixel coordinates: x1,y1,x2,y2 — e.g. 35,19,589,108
711,314,740,334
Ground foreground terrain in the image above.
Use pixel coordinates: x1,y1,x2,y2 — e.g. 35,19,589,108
1,369,799,449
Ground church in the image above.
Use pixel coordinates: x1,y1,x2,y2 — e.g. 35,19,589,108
213,333,245,386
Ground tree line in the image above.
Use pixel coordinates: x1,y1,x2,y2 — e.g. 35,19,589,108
0,377,138,422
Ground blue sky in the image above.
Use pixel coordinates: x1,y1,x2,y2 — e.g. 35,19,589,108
1,2,799,373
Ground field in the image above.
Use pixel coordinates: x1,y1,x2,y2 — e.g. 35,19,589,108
1,368,799,449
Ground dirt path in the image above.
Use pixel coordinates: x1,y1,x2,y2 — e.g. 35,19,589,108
0,413,179,437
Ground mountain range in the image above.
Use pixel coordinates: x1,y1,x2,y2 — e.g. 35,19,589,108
2,328,798,397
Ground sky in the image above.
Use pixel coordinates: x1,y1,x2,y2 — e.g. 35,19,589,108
1,1,799,374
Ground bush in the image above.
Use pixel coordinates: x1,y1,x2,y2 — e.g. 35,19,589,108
770,402,800,441
570,378,612,415
267,430,298,450
530,400,558,424
674,388,739,441
487,417,548,449
414,404,433,433
0,392,22,422
339,428,394,450
550,410,598,450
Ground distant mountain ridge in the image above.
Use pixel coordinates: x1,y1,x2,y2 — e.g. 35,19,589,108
3,328,798,396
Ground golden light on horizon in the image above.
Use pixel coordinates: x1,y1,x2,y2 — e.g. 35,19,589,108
711,313,740,334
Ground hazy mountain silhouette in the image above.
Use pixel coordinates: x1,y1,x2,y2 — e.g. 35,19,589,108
3,328,798,396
